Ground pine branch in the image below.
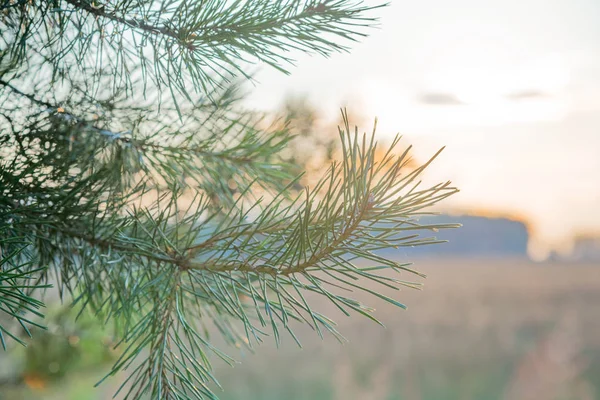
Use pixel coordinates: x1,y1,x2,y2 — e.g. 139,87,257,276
2,112,458,398
0,238,50,349
0,79,54,109
1,1,385,104
0,2,460,398
0,76,294,212
0,78,271,165
63,0,186,42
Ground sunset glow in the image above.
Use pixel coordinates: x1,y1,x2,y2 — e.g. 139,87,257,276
246,0,600,259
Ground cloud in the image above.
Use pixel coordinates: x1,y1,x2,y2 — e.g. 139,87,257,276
417,92,465,106
506,90,550,101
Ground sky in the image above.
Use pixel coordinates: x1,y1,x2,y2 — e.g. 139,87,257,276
243,0,600,259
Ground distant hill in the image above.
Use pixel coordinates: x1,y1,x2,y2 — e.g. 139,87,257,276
381,214,530,259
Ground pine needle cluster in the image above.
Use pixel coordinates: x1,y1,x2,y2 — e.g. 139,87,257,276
1,1,458,398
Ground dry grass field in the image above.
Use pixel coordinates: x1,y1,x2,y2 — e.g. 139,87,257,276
210,259,600,400
2,258,600,400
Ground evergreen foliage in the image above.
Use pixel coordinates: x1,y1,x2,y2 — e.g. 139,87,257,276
0,1,458,398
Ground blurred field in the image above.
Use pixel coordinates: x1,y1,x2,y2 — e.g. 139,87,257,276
211,259,600,400
2,259,600,400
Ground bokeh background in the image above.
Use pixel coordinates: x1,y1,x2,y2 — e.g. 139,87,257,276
246,0,600,262
1,0,599,399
